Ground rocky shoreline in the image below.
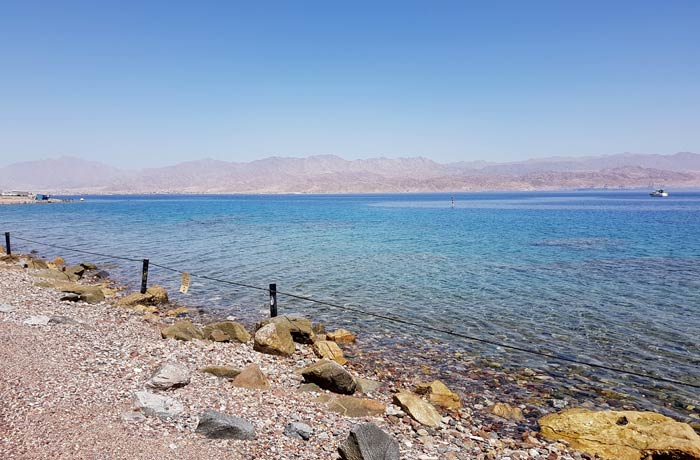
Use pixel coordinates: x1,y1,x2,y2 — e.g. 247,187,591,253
1,253,699,459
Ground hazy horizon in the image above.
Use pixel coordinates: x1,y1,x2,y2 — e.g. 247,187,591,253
1,2,699,168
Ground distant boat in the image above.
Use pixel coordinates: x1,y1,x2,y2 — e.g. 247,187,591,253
650,189,669,197
79,197,85,201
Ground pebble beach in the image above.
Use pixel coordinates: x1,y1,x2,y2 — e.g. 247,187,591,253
2,253,699,460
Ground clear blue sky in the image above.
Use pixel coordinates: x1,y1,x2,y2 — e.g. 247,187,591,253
1,0,698,168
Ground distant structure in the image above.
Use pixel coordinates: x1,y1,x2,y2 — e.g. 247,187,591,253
1,191,30,197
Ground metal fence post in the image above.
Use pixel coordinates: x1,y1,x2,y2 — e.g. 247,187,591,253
269,283,277,317
4,232,10,255
140,259,149,294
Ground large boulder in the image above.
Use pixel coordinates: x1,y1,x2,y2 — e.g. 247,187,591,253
202,321,251,343
300,359,356,395
313,340,347,365
393,391,442,427
161,320,204,341
317,394,386,418
231,364,270,390
34,280,105,304
253,323,295,356
195,410,255,440
146,363,191,390
256,316,315,344
415,380,461,410
119,286,169,306
539,408,700,460
338,423,400,460
133,391,183,418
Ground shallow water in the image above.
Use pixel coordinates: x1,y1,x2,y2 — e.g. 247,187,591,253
2,191,699,414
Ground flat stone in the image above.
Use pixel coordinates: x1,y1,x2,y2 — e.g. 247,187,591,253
300,359,356,395
133,391,183,418
23,315,51,326
327,328,356,343
415,380,462,410
231,364,270,390
313,340,347,365
0,304,15,313
284,422,313,440
121,410,146,423
160,320,204,341
317,395,386,418
26,258,49,269
48,315,78,325
338,423,400,460
393,391,442,427
31,269,78,282
195,410,255,440
64,265,85,279
355,378,382,394
146,363,191,390
298,382,323,393
34,280,105,304
201,365,241,379
539,408,700,460
253,323,295,356
119,286,169,306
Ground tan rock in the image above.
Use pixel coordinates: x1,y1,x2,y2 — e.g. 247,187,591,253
539,408,700,460
256,316,315,344
31,269,78,282
26,258,49,269
316,394,386,417
119,286,169,306
253,323,295,356
51,256,65,267
231,364,270,390
34,280,105,304
160,320,204,341
415,380,462,410
201,365,241,379
312,340,347,365
300,359,356,394
202,321,251,343
491,402,524,421
327,328,356,343
164,307,192,317
392,391,441,427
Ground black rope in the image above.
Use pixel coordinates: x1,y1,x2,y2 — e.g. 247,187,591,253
7,233,700,390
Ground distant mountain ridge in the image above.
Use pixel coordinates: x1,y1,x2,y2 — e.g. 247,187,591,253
1,152,699,193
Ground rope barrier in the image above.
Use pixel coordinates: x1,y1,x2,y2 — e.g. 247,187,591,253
6,232,700,390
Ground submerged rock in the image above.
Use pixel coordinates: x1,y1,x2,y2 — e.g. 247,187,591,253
539,408,700,460
415,380,462,410
327,328,356,343
490,402,524,421
338,423,400,460
195,410,255,440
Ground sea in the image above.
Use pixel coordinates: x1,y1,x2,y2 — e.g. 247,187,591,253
2,191,699,418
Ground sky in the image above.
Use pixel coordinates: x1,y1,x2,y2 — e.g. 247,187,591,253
0,0,698,168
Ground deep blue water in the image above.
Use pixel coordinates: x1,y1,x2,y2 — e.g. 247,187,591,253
2,191,699,408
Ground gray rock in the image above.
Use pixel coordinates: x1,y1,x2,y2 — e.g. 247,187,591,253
339,423,400,460
300,359,357,395
146,363,191,390
0,304,15,313
284,422,313,440
48,315,78,325
121,411,146,423
133,391,183,418
23,315,51,326
195,410,255,440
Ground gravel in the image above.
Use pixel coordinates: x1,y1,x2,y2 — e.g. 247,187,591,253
0,262,585,459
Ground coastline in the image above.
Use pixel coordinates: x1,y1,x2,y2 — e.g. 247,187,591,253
0,254,586,459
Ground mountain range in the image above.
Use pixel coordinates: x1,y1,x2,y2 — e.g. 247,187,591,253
1,152,699,194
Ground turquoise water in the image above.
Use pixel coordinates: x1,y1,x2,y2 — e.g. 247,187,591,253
2,191,699,411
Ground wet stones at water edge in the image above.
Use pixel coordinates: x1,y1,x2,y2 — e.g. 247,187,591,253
253,322,296,356
539,408,700,460
392,391,442,427
338,423,400,460
415,380,462,410
119,285,169,307
146,363,191,390
300,359,357,395
256,315,316,344
327,328,356,343
195,410,256,440
490,402,525,422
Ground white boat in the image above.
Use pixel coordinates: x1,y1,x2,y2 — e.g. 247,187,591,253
649,189,668,197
